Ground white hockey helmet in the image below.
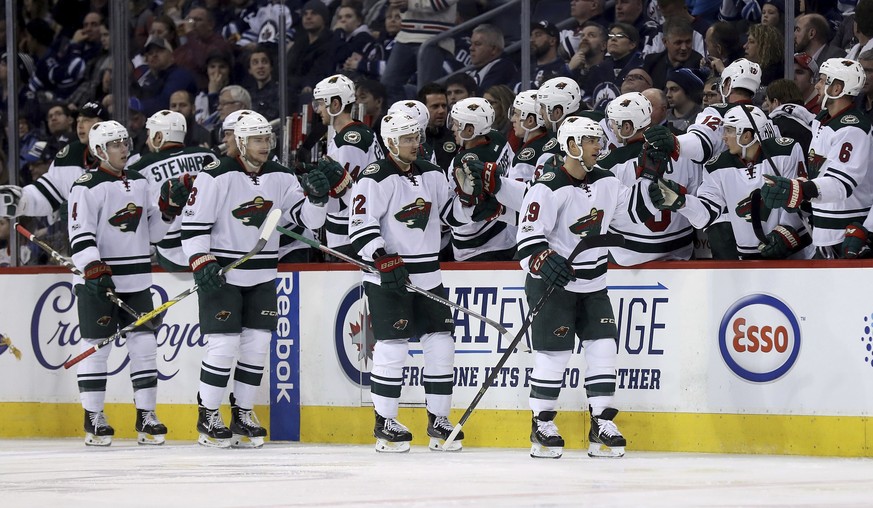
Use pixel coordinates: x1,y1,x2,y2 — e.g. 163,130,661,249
234,111,275,155
723,105,774,157
146,109,187,147
510,90,544,128
380,112,420,158
819,58,866,106
387,100,430,133
89,120,130,162
450,97,495,140
536,77,582,128
313,74,356,116
222,108,255,132
557,116,604,161
606,92,653,140
719,58,762,100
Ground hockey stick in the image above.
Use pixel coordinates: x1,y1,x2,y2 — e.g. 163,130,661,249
63,208,282,369
442,233,626,449
16,224,157,330
736,104,781,243
276,225,516,344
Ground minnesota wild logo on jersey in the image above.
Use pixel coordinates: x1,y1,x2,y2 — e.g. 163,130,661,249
807,150,825,178
232,197,274,228
394,198,431,230
108,203,143,232
569,207,604,237
735,194,771,222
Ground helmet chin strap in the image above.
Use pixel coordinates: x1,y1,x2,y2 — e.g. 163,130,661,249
821,79,845,109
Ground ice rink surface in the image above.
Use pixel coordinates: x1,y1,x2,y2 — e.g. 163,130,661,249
2,440,872,508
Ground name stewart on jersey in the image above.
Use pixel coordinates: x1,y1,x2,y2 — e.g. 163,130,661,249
128,146,218,184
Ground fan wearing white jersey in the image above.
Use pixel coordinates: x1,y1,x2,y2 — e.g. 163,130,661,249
313,74,383,257
761,58,873,258
596,92,699,265
67,121,173,447
518,116,653,459
645,58,763,259
347,113,480,453
128,110,219,271
0,101,107,218
650,105,814,259
181,112,330,448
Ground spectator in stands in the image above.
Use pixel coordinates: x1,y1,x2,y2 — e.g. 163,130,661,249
24,19,87,101
287,0,339,110
857,50,873,118
744,23,783,86
169,90,211,147
243,46,281,122
418,82,457,169
346,5,401,80
847,0,873,61
703,21,744,76
45,103,75,149
380,0,458,104
560,0,609,60
222,0,294,51
665,68,704,132
763,79,814,154
614,0,660,51
0,52,39,128
643,17,704,89
620,68,654,93
529,21,572,89
467,24,518,94
794,14,846,67
333,2,374,73
69,12,106,70
584,23,644,111
130,0,155,51
25,141,56,183
355,79,386,127
793,52,821,114
645,0,707,57
642,88,673,133
702,75,720,106
570,21,608,90
199,51,234,126
484,85,515,137
128,97,148,156
210,85,252,146
175,6,233,91
445,73,478,107
137,35,198,117
761,0,785,31
133,15,180,82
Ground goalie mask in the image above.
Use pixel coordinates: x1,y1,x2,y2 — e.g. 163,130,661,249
557,116,603,164
510,90,544,140
818,58,866,108
387,100,430,143
536,77,581,131
723,105,775,158
313,74,356,117
146,110,187,150
449,97,494,142
381,112,421,162
719,58,762,102
234,112,275,163
606,92,652,141
89,120,131,168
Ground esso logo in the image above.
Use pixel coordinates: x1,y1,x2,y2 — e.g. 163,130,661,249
718,294,801,382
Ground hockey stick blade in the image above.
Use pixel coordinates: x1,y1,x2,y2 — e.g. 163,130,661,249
63,209,281,369
442,233,625,449
16,223,157,330
276,225,516,344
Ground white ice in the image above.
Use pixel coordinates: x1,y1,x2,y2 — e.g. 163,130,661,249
1,440,872,507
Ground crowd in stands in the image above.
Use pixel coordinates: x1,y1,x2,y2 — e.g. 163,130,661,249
0,0,869,265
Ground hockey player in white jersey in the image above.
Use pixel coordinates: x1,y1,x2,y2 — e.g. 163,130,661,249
347,112,482,453
517,117,655,459
313,74,383,256
128,110,219,271
650,105,814,259
181,112,331,448
0,101,107,219
598,92,700,265
386,100,436,164
506,90,562,183
761,58,873,258
67,121,173,446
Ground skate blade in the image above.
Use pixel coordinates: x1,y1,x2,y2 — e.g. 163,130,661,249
198,434,232,449
375,438,410,453
588,443,625,458
137,433,166,445
530,442,562,458
232,434,264,449
428,437,462,452
84,434,112,447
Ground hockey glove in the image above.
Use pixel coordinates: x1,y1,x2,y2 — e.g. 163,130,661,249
761,175,807,212
83,261,115,301
465,159,502,194
529,249,576,288
0,185,23,217
471,194,505,222
190,254,225,293
317,158,353,197
159,174,196,217
301,170,330,205
648,179,686,211
643,125,678,160
636,145,668,181
758,224,801,259
373,249,409,289
453,162,483,206
842,223,871,259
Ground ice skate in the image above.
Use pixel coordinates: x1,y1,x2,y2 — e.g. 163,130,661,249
135,408,167,445
229,393,266,448
588,407,626,458
84,409,114,447
530,411,564,458
196,395,232,448
426,411,463,451
374,412,412,453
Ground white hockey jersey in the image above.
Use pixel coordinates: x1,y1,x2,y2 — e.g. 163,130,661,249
68,168,171,292
20,140,98,217
679,137,814,258
181,157,326,287
348,157,473,290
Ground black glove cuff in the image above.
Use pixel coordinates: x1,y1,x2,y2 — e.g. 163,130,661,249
800,180,819,199
373,248,387,259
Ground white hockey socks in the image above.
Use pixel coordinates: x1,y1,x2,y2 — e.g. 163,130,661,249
77,337,112,412
583,338,618,416
421,332,454,417
370,339,408,419
528,350,571,415
198,333,238,409
232,328,270,410
127,331,158,410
